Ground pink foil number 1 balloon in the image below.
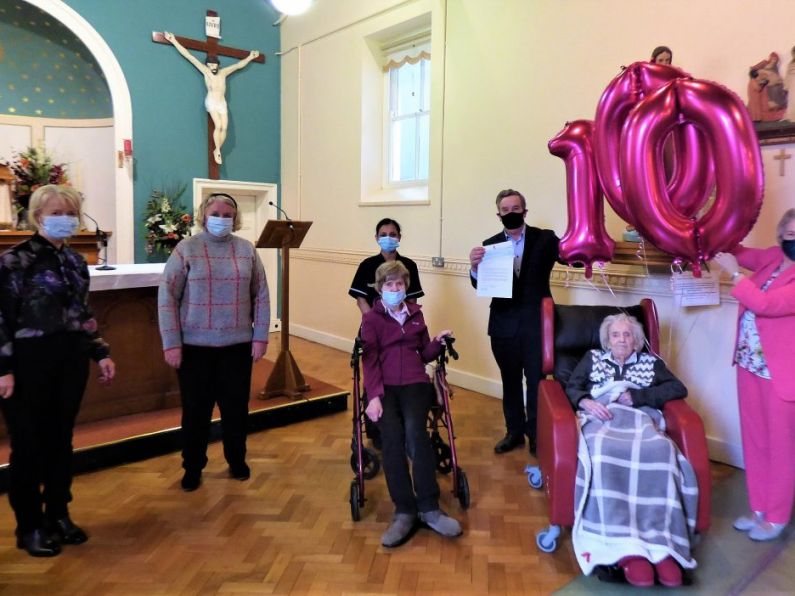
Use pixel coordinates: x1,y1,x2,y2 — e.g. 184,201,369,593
549,120,615,279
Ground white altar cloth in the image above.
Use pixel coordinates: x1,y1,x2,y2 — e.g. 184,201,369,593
89,263,165,291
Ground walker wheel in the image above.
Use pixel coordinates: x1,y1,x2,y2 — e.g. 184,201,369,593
349,480,361,522
456,467,470,509
431,433,453,475
536,526,560,553
525,465,543,489
350,448,381,480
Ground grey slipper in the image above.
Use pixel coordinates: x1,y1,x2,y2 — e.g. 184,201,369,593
419,509,462,538
381,513,417,547
749,521,785,541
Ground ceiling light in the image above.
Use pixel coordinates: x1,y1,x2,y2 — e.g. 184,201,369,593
271,0,313,16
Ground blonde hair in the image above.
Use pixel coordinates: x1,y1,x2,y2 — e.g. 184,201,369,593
196,193,242,232
599,313,646,354
374,261,410,293
27,184,83,231
776,208,795,243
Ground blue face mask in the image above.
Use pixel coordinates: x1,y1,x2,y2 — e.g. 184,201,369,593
41,215,79,240
377,236,400,252
381,289,406,307
206,216,233,237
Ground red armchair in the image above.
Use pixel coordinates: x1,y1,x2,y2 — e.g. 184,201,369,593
526,297,711,552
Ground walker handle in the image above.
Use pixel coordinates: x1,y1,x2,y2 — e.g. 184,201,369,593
444,336,459,360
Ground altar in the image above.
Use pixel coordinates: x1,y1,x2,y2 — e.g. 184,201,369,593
0,264,175,440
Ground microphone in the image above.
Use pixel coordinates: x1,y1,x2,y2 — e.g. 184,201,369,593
268,201,293,228
82,211,103,248
83,212,115,270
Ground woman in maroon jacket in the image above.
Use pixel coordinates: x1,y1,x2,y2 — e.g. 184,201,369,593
361,261,462,547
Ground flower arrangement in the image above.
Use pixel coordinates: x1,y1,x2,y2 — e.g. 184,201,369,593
8,147,69,209
144,185,193,255
7,147,69,212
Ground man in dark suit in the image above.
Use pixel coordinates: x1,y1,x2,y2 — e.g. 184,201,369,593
469,189,560,454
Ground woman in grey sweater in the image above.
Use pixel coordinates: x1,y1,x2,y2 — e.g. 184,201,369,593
158,193,270,491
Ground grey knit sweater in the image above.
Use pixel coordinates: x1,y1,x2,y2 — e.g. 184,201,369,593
158,232,270,350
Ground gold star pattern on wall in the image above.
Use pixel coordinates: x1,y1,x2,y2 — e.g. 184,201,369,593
0,3,111,118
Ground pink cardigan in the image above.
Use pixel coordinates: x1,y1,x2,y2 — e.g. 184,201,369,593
732,245,795,400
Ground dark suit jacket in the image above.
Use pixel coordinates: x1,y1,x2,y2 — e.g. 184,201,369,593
471,225,560,339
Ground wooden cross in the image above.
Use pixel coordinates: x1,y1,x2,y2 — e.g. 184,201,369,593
773,148,792,177
152,10,265,180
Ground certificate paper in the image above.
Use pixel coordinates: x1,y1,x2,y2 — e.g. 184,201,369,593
672,271,720,306
476,240,514,298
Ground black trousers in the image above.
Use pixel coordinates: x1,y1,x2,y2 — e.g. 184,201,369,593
177,343,252,472
491,333,542,439
0,333,89,534
377,383,439,515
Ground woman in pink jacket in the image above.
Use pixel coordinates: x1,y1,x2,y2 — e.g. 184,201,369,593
361,260,462,548
714,208,795,541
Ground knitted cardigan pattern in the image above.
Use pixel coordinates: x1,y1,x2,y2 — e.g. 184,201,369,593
158,232,270,350
586,350,657,387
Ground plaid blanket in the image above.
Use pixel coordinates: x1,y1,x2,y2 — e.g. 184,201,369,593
572,404,699,575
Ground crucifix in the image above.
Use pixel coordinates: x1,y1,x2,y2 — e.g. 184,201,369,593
773,148,792,177
152,10,265,179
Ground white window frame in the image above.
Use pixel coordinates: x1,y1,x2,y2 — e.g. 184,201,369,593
383,53,430,188
359,18,437,206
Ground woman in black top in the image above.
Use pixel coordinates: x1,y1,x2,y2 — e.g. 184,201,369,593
0,185,115,557
348,218,424,314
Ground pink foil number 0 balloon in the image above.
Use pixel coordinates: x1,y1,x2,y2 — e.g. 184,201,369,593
620,78,764,275
593,62,716,223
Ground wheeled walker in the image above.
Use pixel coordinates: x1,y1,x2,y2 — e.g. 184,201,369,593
348,336,470,521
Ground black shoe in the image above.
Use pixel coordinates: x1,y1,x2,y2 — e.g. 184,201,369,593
181,469,202,491
229,462,251,481
528,436,537,456
47,516,88,545
494,433,525,454
17,529,61,557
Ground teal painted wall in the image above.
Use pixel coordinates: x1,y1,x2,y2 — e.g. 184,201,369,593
0,2,112,118
59,0,281,261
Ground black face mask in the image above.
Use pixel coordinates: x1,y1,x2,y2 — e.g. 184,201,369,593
500,211,525,231
782,239,795,260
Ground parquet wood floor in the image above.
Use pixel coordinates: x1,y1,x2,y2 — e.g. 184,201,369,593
0,337,728,595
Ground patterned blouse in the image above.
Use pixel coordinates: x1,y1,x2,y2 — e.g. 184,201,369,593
0,234,110,376
735,265,783,378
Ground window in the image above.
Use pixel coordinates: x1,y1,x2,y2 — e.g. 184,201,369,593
383,37,430,186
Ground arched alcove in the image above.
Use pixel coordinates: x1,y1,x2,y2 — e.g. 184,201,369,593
24,0,134,262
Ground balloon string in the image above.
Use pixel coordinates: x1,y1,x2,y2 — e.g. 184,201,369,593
636,237,650,277
667,269,701,368
596,263,616,298
585,272,602,293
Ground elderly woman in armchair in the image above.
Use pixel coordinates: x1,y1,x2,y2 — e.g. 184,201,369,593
565,313,698,588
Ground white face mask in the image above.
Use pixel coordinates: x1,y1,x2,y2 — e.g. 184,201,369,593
206,216,233,237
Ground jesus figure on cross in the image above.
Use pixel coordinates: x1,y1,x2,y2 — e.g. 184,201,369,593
164,31,259,165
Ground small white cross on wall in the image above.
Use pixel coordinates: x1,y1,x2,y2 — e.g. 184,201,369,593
773,148,792,176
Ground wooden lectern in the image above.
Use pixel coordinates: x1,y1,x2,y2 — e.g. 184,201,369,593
257,218,312,398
